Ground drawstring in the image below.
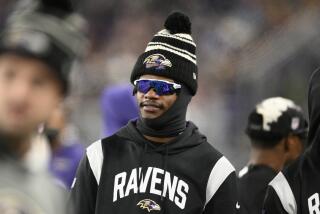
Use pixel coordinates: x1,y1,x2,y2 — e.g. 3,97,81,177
138,143,148,190
160,145,169,213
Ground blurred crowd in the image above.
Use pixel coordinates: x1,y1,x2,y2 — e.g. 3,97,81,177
1,0,320,170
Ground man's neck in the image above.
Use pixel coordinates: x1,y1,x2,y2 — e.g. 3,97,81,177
0,133,33,159
248,147,286,172
143,135,176,144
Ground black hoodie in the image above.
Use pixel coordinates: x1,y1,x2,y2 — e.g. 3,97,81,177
263,68,320,214
70,120,237,214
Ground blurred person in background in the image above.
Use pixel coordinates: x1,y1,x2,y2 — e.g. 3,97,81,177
71,11,237,214
45,105,84,189
0,0,87,213
263,69,320,214
238,97,308,214
100,84,139,137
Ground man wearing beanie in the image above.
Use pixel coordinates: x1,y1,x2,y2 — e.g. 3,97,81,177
0,0,87,213
238,97,308,214
263,70,320,214
71,12,237,214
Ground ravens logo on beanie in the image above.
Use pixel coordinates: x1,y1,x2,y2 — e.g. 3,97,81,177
0,0,88,94
130,11,198,95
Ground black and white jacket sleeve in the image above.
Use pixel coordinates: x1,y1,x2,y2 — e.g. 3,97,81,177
263,172,297,214
203,172,237,213
70,140,102,214
203,157,238,214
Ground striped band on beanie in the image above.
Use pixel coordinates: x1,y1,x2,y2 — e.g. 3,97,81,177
146,29,197,65
130,11,198,95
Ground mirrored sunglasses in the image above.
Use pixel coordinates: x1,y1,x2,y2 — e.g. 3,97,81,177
133,79,181,96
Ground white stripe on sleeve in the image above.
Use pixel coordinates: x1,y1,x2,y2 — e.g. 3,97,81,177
86,140,103,185
269,172,297,214
205,156,235,206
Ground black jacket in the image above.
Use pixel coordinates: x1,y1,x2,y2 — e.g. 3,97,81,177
238,164,277,214
70,121,237,214
263,68,320,214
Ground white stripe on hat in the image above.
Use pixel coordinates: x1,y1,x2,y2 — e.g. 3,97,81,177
175,33,194,41
155,29,196,47
147,42,196,60
145,44,197,64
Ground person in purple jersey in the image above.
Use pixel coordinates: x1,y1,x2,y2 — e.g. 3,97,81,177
45,106,85,188
100,84,139,137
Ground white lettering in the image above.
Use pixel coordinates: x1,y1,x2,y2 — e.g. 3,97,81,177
125,168,138,197
139,167,153,193
112,167,189,209
113,172,127,202
150,167,164,196
175,180,189,209
162,172,178,201
308,193,320,214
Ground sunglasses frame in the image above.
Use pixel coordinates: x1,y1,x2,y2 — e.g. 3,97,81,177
133,79,181,95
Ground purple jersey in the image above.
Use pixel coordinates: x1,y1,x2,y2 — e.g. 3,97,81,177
50,142,84,188
100,84,139,137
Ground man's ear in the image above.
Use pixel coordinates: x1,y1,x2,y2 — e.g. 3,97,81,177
285,135,304,162
132,86,137,96
284,135,300,153
283,137,289,152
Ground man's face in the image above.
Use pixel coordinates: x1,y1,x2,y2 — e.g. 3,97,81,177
0,54,62,137
136,74,178,119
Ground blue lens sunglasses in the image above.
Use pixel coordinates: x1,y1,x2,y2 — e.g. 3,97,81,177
133,79,181,96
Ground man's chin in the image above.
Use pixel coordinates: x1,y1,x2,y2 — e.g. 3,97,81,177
0,123,36,137
140,108,163,119
141,113,161,119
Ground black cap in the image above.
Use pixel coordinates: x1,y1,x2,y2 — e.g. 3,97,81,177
246,97,308,142
0,0,88,94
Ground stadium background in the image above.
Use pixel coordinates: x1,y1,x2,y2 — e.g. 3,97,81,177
1,0,319,170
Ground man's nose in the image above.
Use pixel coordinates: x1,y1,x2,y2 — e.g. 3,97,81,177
144,88,160,99
9,80,32,102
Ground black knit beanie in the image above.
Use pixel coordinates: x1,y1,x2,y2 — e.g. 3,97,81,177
130,11,198,95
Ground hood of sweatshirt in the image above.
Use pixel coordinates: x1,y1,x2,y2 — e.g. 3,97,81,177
116,120,208,210
117,120,206,155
